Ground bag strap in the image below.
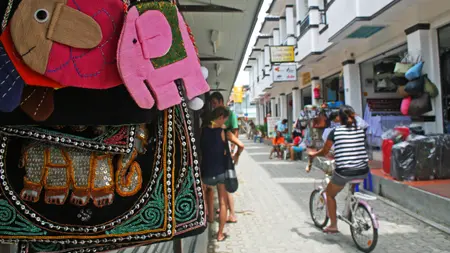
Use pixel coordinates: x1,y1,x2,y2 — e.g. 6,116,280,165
1,0,14,32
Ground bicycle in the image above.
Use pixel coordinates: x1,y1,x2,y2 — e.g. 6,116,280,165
309,157,379,252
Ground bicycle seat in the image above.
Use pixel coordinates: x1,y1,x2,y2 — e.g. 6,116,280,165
349,179,365,185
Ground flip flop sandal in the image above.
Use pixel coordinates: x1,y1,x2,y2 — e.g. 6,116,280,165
226,220,237,224
217,233,229,242
323,227,339,234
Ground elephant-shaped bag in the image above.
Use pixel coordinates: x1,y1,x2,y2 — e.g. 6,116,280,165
117,2,210,110
9,0,124,89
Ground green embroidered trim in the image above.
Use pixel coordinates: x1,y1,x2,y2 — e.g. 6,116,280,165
136,2,188,69
106,173,165,235
30,243,62,252
0,200,46,236
175,167,196,223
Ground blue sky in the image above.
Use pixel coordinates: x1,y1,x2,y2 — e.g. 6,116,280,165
234,0,273,87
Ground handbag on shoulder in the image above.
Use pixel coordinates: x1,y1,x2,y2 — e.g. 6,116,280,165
224,131,239,193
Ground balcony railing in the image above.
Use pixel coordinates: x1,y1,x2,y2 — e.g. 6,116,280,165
299,15,310,36
320,10,327,24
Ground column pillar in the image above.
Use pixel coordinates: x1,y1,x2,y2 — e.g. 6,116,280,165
255,102,261,125
273,29,280,46
279,93,288,119
311,77,321,106
406,23,442,133
292,87,301,120
286,5,296,46
264,45,271,72
259,103,265,125
342,60,363,116
271,97,276,117
279,17,286,45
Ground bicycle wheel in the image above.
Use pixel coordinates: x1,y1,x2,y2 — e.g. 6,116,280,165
309,189,328,228
350,203,378,253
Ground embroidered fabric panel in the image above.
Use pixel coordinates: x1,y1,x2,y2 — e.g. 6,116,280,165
0,125,137,154
0,86,205,250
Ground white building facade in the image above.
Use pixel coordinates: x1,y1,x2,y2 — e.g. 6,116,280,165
247,0,450,135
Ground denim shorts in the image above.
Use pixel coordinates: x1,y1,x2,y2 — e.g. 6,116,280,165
292,146,305,153
202,173,226,186
331,171,368,186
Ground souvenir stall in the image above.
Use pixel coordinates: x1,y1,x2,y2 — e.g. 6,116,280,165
0,0,209,252
377,55,450,181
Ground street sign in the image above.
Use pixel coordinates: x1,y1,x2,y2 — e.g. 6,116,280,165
273,64,297,82
270,46,295,63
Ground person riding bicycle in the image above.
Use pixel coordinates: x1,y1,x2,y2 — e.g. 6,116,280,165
307,105,369,234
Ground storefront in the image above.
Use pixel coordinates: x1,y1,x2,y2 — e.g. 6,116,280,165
438,24,450,133
358,45,412,148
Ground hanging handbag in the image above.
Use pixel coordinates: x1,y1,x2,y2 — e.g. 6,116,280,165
408,93,432,116
424,75,439,98
391,75,409,86
224,131,238,193
404,75,425,97
394,62,413,74
405,61,424,81
397,85,409,98
401,96,412,115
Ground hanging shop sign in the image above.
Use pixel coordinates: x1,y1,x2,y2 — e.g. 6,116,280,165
301,72,311,87
270,46,295,63
232,86,244,103
273,64,297,82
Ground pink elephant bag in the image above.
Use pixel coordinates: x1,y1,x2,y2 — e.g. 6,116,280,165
117,2,210,110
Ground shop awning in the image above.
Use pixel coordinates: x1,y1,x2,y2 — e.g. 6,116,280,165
179,0,265,98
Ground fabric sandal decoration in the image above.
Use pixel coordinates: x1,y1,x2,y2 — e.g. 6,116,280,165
9,0,124,89
117,1,210,110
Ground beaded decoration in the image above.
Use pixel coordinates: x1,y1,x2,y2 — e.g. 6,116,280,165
0,125,137,154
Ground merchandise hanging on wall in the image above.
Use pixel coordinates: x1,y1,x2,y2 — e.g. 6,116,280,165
0,0,208,251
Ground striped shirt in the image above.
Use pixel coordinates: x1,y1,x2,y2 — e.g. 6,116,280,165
327,126,369,175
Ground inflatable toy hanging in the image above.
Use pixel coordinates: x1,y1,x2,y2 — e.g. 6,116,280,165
0,0,209,252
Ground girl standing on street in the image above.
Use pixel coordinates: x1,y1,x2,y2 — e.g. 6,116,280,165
200,106,244,242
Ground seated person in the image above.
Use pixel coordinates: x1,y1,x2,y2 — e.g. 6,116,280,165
322,112,340,143
269,131,285,159
289,137,307,161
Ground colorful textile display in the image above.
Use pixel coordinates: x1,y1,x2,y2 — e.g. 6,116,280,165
0,87,205,250
0,0,208,249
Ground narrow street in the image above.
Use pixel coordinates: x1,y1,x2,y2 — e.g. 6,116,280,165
207,138,450,253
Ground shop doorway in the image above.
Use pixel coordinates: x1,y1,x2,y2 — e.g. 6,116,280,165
359,45,408,114
438,24,450,133
322,72,344,103
301,87,312,107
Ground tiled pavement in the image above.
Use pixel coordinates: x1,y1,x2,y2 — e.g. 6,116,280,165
207,138,450,253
